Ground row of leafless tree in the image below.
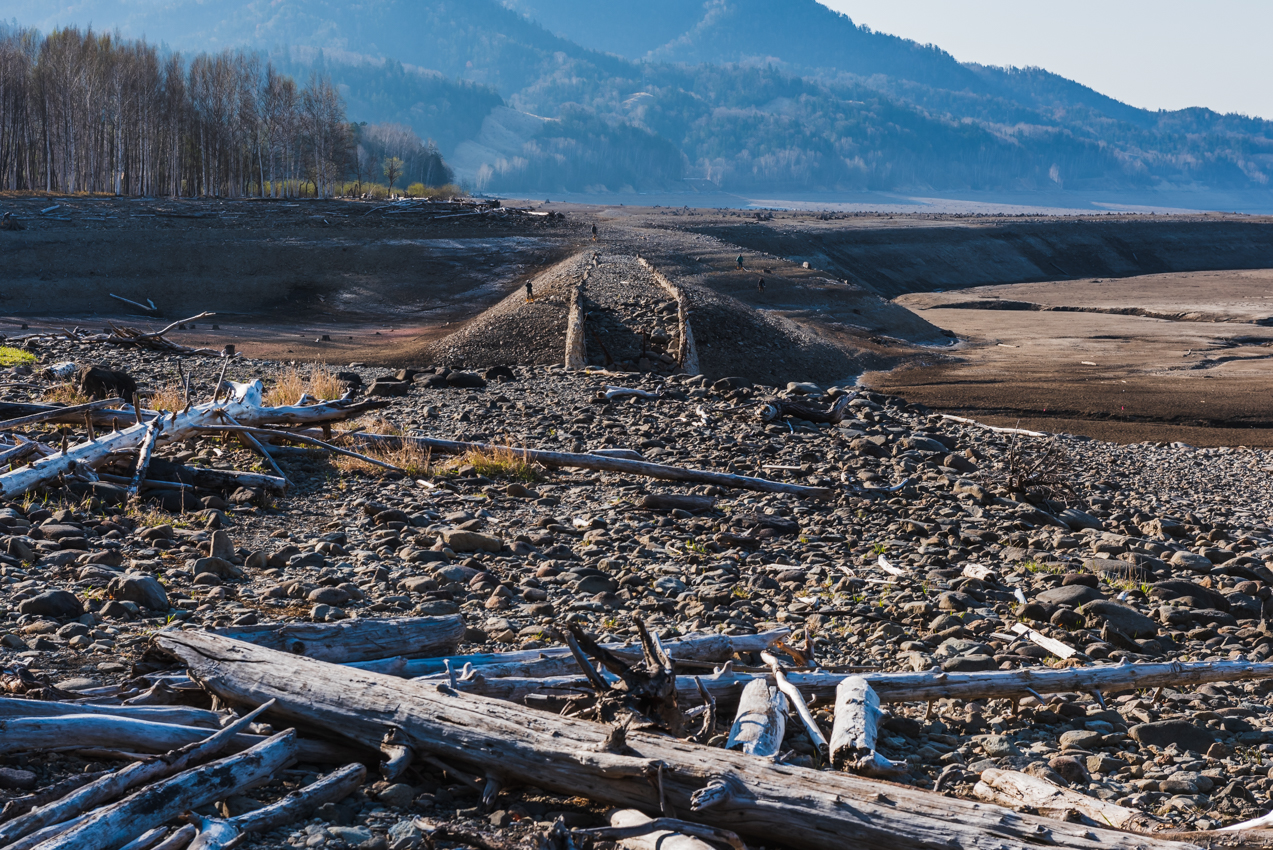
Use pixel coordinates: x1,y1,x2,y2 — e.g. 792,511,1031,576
0,26,351,197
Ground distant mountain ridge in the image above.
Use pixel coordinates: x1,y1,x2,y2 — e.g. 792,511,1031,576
8,0,1273,195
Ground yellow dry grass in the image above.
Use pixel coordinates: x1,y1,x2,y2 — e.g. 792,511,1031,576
332,439,433,478
264,366,345,407
43,384,90,405
146,382,187,412
448,445,540,482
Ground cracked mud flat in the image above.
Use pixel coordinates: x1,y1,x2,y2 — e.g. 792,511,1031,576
4,332,1273,848
872,269,1273,447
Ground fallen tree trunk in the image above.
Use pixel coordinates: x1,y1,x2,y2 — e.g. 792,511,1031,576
0,702,273,846
444,658,1273,710
0,381,384,499
0,714,356,764
159,631,1202,850
215,616,465,664
320,432,835,499
0,697,221,727
186,763,366,850
829,676,905,777
974,768,1162,832
358,629,787,680
592,810,727,850
723,678,785,757
30,730,298,850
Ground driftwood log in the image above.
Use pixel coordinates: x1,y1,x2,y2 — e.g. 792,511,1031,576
363,628,788,680
29,731,298,850
215,616,466,664
0,696,221,727
974,768,1163,832
723,679,786,757
829,677,906,777
157,631,1203,850
757,392,854,424
186,763,366,850
0,380,384,499
318,432,836,499
442,658,1273,710
0,714,356,764
0,702,273,847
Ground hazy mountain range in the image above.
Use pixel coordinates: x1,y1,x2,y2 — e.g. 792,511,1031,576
10,0,1273,196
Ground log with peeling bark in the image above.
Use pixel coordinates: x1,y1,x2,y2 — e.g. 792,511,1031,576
637,493,717,513
974,768,1162,832
444,658,1273,710
156,631,1204,850
724,678,786,757
321,432,836,499
186,763,366,850
0,714,356,764
215,616,465,664
358,628,788,680
829,677,906,777
0,380,385,499
29,730,298,850
0,696,221,727
0,701,273,846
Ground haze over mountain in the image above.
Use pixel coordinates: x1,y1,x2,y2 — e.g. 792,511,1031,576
8,0,1273,200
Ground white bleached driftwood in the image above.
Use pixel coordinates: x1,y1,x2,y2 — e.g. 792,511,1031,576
974,768,1161,832
0,380,385,499
29,731,298,850
215,616,465,664
158,631,1200,850
829,676,906,777
723,678,787,757
0,702,274,847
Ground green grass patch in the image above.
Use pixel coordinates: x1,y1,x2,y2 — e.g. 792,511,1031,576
0,346,36,367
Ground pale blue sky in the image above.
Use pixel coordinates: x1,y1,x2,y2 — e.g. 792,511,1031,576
820,0,1273,119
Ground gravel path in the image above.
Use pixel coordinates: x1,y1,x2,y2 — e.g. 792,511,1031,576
582,254,680,372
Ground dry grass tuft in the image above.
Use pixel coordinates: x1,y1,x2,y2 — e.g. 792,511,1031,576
264,366,345,407
146,382,187,412
448,445,541,482
43,384,90,405
332,439,433,478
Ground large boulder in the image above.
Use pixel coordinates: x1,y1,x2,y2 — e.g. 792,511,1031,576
1149,579,1229,611
109,573,169,611
17,590,83,619
1078,600,1158,637
1129,720,1214,754
1037,584,1104,608
440,529,502,553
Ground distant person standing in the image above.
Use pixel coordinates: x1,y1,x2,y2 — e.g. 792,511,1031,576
737,254,745,269
757,276,766,294
525,280,534,302
592,224,598,241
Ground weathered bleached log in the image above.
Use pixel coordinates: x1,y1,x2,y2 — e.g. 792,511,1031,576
118,827,168,850
0,771,111,822
184,466,287,494
762,652,827,758
1011,623,1077,660
724,678,787,757
974,768,1161,832
1222,810,1273,832
8,813,90,850
215,616,465,664
0,702,273,846
159,631,1201,850
585,810,724,850
324,433,835,499
186,763,366,850
0,714,353,764
829,676,906,777
443,658,1273,711
355,629,788,680
149,826,197,850
605,387,661,401
127,420,161,499
30,731,298,850
0,696,221,727
200,425,405,472
0,398,126,431
940,414,1047,437
0,380,384,499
